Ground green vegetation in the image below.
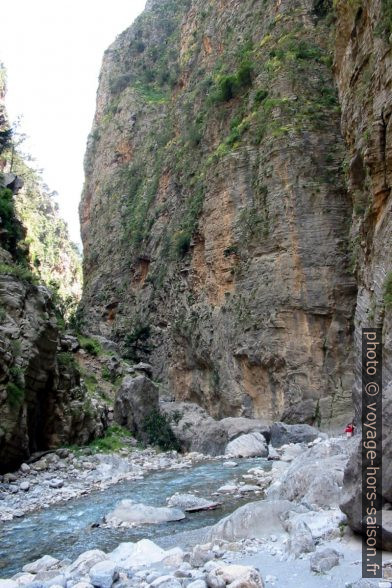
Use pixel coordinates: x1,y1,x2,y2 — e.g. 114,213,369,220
211,60,253,103
124,323,151,361
57,352,78,370
0,187,24,257
88,425,133,452
143,409,180,451
313,0,333,18
0,262,37,283
383,272,392,309
6,382,25,409
378,0,392,41
172,184,205,259
77,335,102,356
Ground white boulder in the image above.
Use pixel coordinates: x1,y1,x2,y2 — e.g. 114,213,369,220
225,433,268,458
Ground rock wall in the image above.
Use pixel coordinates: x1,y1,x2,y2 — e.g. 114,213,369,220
333,0,392,543
0,68,105,473
80,0,357,428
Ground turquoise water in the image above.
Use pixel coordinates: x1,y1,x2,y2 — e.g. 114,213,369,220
0,457,270,577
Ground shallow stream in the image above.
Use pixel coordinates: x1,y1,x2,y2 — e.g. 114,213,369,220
0,457,271,577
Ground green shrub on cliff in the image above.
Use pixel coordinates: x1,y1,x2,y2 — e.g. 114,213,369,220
0,262,37,283
124,324,151,361
212,60,254,103
6,382,25,409
0,187,24,256
378,0,392,41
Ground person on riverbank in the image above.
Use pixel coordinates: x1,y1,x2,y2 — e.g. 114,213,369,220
345,423,355,438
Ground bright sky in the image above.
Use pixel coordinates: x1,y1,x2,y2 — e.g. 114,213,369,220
0,0,146,245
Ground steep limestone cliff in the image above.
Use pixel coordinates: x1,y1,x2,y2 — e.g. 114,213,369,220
332,0,392,541
80,0,357,427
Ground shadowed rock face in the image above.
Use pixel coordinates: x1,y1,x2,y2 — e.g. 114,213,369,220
79,0,357,428
0,274,108,472
333,0,392,546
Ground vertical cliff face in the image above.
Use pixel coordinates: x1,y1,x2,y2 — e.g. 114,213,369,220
80,0,357,427
334,0,392,409
333,0,392,536
0,69,105,472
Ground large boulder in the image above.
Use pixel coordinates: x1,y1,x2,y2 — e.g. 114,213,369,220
108,540,171,568
270,422,320,447
285,519,315,557
166,493,219,511
225,432,268,458
309,548,342,573
161,402,270,456
266,437,355,507
114,375,159,441
105,499,185,527
207,499,302,541
207,565,264,588
89,560,118,588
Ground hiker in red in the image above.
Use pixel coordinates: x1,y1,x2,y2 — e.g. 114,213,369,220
345,423,354,438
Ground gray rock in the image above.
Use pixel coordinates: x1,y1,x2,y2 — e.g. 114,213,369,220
105,500,185,527
286,520,315,558
225,432,268,458
49,479,64,489
190,545,215,568
20,481,30,491
23,556,59,574
270,423,319,448
0,581,18,588
114,375,159,441
166,493,219,511
132,362,153,377
34,571,66,588
186,581,207,588
205,575,225,588
208,499,300,541
20,463,31,473
267,437,353,507
68,550,108,578
309,548,341,573
89,560,119,588
161,402,270,456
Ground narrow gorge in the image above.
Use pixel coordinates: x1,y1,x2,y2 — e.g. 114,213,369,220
0,1,392,587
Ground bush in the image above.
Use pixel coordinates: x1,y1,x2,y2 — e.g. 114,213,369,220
78,335,101,356
7,382,25,409
124,324,151,361
0,187,24,255
384,272,392,309
254,89,269,104
237,60,253,87
212,60,254,103
57,352,78,370
88,425,133,453
143,410,180,451
0,262,36,283
378,0,392,41
0,128,12,154
173,230,191,258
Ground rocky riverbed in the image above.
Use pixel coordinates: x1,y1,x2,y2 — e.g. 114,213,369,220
2,433,390,587
0,448,206,522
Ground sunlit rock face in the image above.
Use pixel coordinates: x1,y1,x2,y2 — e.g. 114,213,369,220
80,0,384,429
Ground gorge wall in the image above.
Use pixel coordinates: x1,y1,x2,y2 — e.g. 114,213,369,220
80,0,392,430
0,70,106,472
